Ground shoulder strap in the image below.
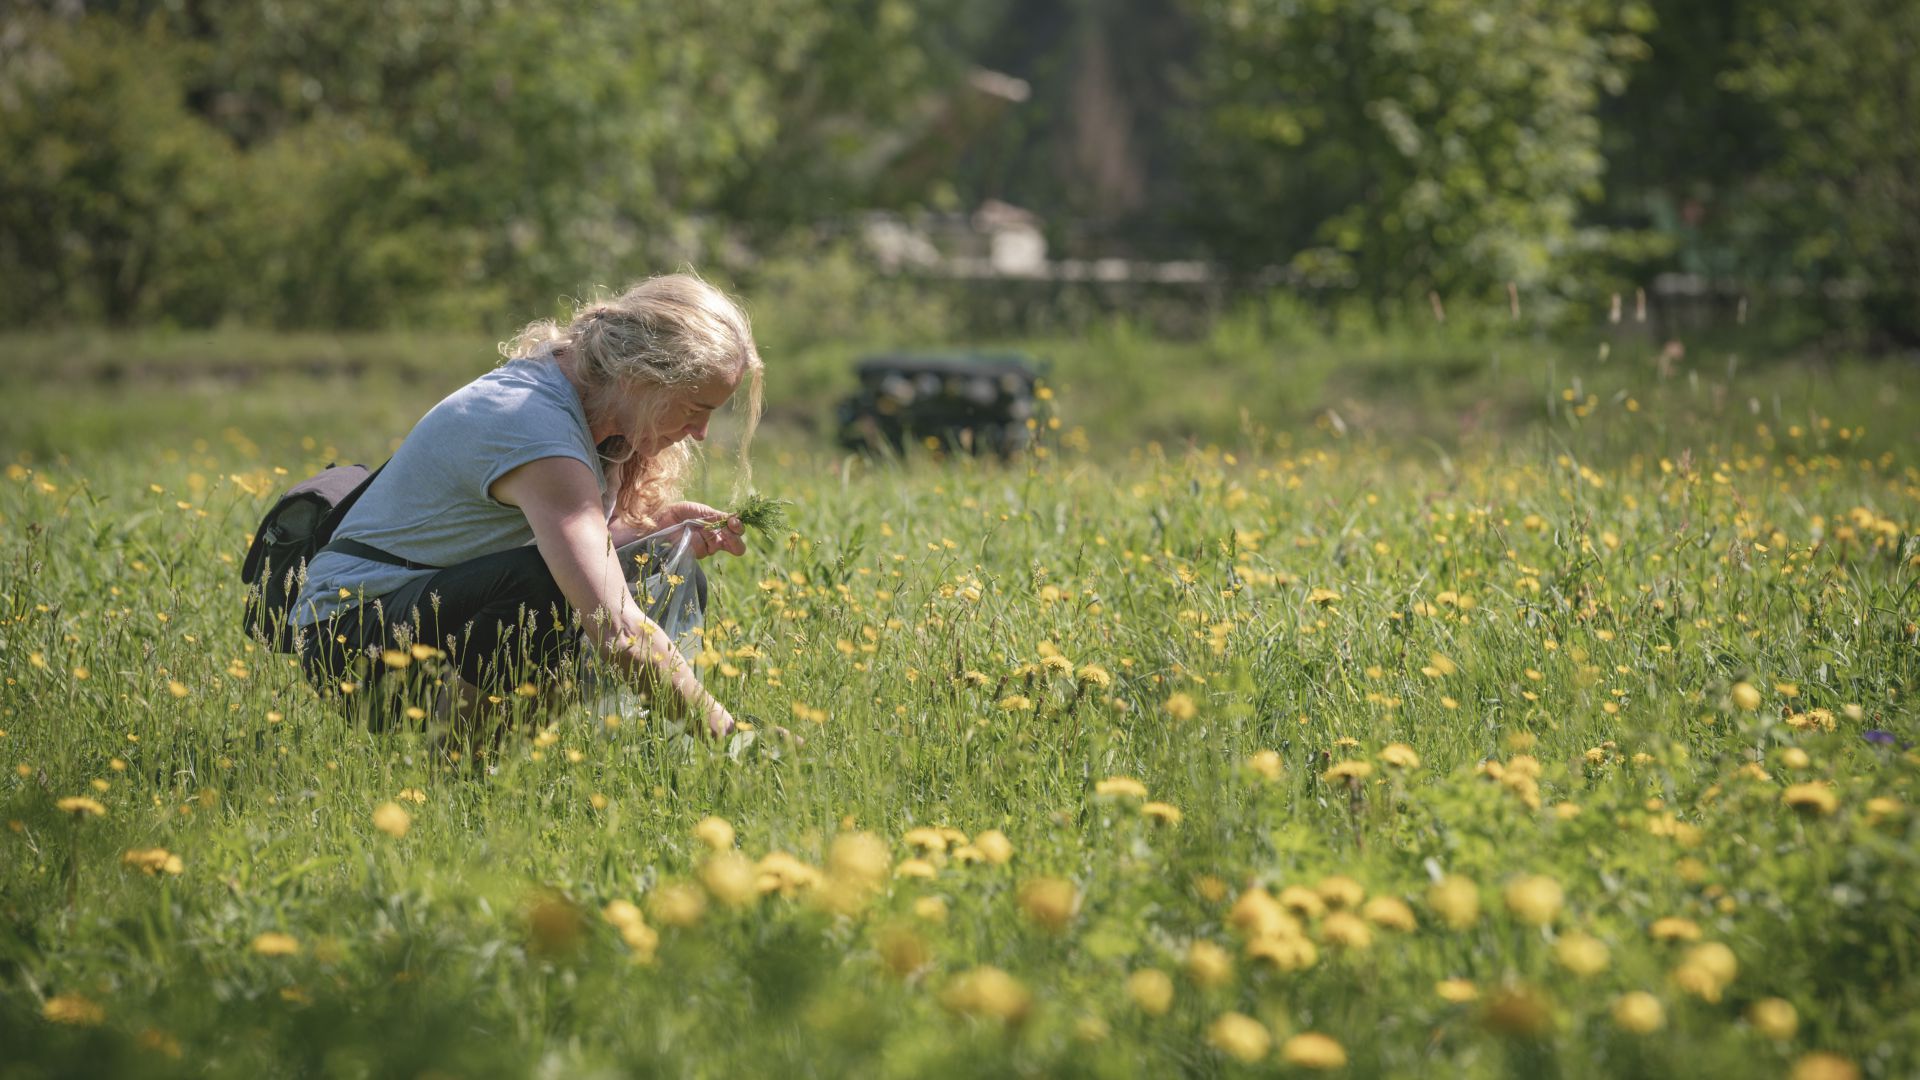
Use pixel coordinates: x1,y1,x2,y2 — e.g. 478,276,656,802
320,536,442,572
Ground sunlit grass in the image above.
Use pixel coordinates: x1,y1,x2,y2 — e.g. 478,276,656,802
1,340,1915,1077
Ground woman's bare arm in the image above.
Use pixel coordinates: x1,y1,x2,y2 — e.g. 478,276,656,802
491,456,734,736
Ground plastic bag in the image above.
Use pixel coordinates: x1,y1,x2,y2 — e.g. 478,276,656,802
618,523,707,663
581,523,709,729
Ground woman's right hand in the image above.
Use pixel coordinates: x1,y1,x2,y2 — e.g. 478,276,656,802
703,698,737,739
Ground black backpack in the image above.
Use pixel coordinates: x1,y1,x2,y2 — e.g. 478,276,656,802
240,464,381,652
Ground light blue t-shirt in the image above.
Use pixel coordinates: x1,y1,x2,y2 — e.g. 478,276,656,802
293,358,607,627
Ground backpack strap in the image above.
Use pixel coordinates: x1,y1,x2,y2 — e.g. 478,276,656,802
320,537,442,572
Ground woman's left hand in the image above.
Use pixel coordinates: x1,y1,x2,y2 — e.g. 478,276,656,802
652,501,747,559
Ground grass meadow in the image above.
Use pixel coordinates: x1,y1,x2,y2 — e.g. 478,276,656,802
2,319,1917,1078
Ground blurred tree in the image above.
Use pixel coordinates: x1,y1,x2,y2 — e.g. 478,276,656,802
0,15,236,325
1180,0,1651,314
1730,0,1920,345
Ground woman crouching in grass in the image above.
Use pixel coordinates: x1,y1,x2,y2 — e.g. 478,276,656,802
291,273,763,758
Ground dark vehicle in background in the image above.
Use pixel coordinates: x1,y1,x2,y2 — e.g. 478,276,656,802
835,351,1043,459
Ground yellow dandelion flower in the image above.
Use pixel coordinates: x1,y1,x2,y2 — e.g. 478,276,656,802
1140,801,1182,825
57,795,106,818
648,883,707,928
1361,895,1417,932
1783,783,1837,815
940,966,1031,1022
997,694,1034,712
1277,884,1326,919
903,826,951,852
1164,692,1198,721
1323,759,1373,783
1503,875,1564,926
1684,941,1738,984
1125,969,1174,1016
1611,991,1665,1034
1436,978,1479,1003
1423,652,1458,677
249,931,301,957
693,816,736,851
1749,997,1798,1040
1555,932,1611,976
397,787,427,804
1789,1053,1859,1080
827,831,891,888
1095,776,1149,799
1246,934,1317,972
602,899,644,929
121,848,184,876
702,852,762,907
372,802,411,839
972,828,1014,865
1378,743,1420,769
1731,682,1762,710
1018,877,1078,932
1307,587,1341,606
896,858,938,880
1320,911,1373,950
1649,916,1701,942
748,849,817,891
1428,875,1482,930
42,993,106,1026
912,895,948,922
1208,1012,1272,1063
1185,939,1233,987
1316,875,1366,909
1281,1032,1347,1070
1247,749,1284,781
1076,664,1112,688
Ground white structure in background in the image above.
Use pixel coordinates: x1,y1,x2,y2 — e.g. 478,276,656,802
974,200,1047,278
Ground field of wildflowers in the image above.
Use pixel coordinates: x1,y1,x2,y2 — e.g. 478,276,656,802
2,336,1916,1078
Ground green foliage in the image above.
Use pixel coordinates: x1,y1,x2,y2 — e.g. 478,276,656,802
1182,0,1652,313
1729,0,1920,344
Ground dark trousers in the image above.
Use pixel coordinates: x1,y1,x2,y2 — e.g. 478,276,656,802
300,542,705,729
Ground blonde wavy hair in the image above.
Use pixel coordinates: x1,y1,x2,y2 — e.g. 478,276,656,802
501,273,763,526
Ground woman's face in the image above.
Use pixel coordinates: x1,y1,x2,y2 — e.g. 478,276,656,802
602,368,741,458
